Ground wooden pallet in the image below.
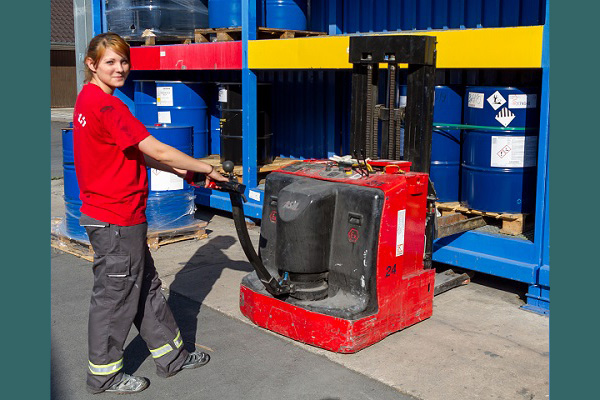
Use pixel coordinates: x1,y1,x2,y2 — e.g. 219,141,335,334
51,218,209,260
436,202,532,236
199,155,297,183
126,30,194,46
51,218,94,262
147,221,208,251
194,26,327,43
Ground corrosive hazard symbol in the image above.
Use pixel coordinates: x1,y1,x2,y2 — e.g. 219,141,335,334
497,145,511,158
495,108,516,127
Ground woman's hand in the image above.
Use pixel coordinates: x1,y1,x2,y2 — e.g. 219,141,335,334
206,167,229,183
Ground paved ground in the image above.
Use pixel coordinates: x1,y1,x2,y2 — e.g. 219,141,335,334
51,110,550,399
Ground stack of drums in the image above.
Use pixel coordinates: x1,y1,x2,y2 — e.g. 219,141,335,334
145,125,196,230
397,85,462,202
208,0,307,30
218,83,273,166
462,86,539,213
135,81,210,158
61,124,88,241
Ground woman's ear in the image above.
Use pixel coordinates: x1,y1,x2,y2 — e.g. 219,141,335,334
85,57,96,73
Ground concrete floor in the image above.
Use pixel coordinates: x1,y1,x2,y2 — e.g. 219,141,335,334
51,110,549,399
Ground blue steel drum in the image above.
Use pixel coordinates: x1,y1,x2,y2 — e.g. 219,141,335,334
397,85,462,202
431,86,462,202
461,86,540,213
134,80,158,126
208,0,242,28
156,81,210,158
265,0,307,31
61,127,88,241
144,125,196,230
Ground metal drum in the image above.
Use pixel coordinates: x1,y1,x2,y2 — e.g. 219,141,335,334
397,85,462,202
218,83,273,166
208,0,242,28
62,125,88,241
431,86,462,202
145,125,196,230
155,81,210,158
134,80,158,126
461,86,540,213
265,0,307,30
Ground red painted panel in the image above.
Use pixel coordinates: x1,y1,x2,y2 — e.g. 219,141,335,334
130,46,161,70
159,42,243,70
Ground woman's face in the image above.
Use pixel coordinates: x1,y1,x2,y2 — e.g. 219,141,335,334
86,48,130,94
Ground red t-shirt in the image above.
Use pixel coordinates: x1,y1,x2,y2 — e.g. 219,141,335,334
73,83,150,226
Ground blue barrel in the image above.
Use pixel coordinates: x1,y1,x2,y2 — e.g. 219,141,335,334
431,86,462,202
398,85,462,202
208,0,242,28
156,81,210,158
144,125,196,230
461,86,540,213
62,126,88,241
134,80,158,126
265,0,307,31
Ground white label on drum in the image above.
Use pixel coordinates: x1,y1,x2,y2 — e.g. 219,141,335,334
487,91,506,110
150,169,184,191
468,92,484,109
218,88,228,103
157,111,171,124
156,86,173,107
396,210,406,257
491,136,538,168
508,94,537,109
249,190,261,202
399,95,407,108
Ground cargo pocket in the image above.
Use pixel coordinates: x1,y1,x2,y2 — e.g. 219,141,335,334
105,254,131,294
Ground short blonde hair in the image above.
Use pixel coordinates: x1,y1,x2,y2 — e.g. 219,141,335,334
84,32,131,83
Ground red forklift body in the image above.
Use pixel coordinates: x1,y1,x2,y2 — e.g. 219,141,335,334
239,160,435,353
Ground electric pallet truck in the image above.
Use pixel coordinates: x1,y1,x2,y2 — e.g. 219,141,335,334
201,35,476,353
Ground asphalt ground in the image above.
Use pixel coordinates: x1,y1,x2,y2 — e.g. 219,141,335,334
51,248,415,400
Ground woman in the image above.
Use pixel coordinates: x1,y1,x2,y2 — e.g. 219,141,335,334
73,32,228,395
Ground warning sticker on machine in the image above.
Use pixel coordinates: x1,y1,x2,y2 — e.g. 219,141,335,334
490,136,538,168
156,86,173,107
468,92,484,109
508,94,537,109
158,111,171,124
396,210,406,257
150,169,184,191
218,88,228,103
487,91,506,110
249,190,261,202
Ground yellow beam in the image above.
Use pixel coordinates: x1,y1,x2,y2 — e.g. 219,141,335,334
248,26,543,69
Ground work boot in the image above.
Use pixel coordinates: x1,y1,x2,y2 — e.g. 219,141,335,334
88,374,149,395
181,351,210,370
165,351,210,378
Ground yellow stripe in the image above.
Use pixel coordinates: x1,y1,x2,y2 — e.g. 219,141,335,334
248,26,543,69
150,343,173,359
174,331,182,349
88,358,123,376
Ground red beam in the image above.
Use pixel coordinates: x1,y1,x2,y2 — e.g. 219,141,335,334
130,46,161,70
130,42,242,71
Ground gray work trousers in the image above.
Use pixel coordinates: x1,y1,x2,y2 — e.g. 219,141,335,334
81,215,188,391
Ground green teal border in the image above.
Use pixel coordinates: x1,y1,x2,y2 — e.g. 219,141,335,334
550,0,597,398
5,1,50,398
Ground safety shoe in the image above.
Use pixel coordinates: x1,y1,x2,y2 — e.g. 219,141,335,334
181,351,210,370
88,374,149,395
164,351,211,378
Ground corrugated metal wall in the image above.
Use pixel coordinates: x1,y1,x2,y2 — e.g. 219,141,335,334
309,0,546,33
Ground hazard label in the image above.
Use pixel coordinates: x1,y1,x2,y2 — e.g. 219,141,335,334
491,136,538,168
156,86,173,107
495,108,516,127
487,91,506,110
508,94,537,109
467,92,484,109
